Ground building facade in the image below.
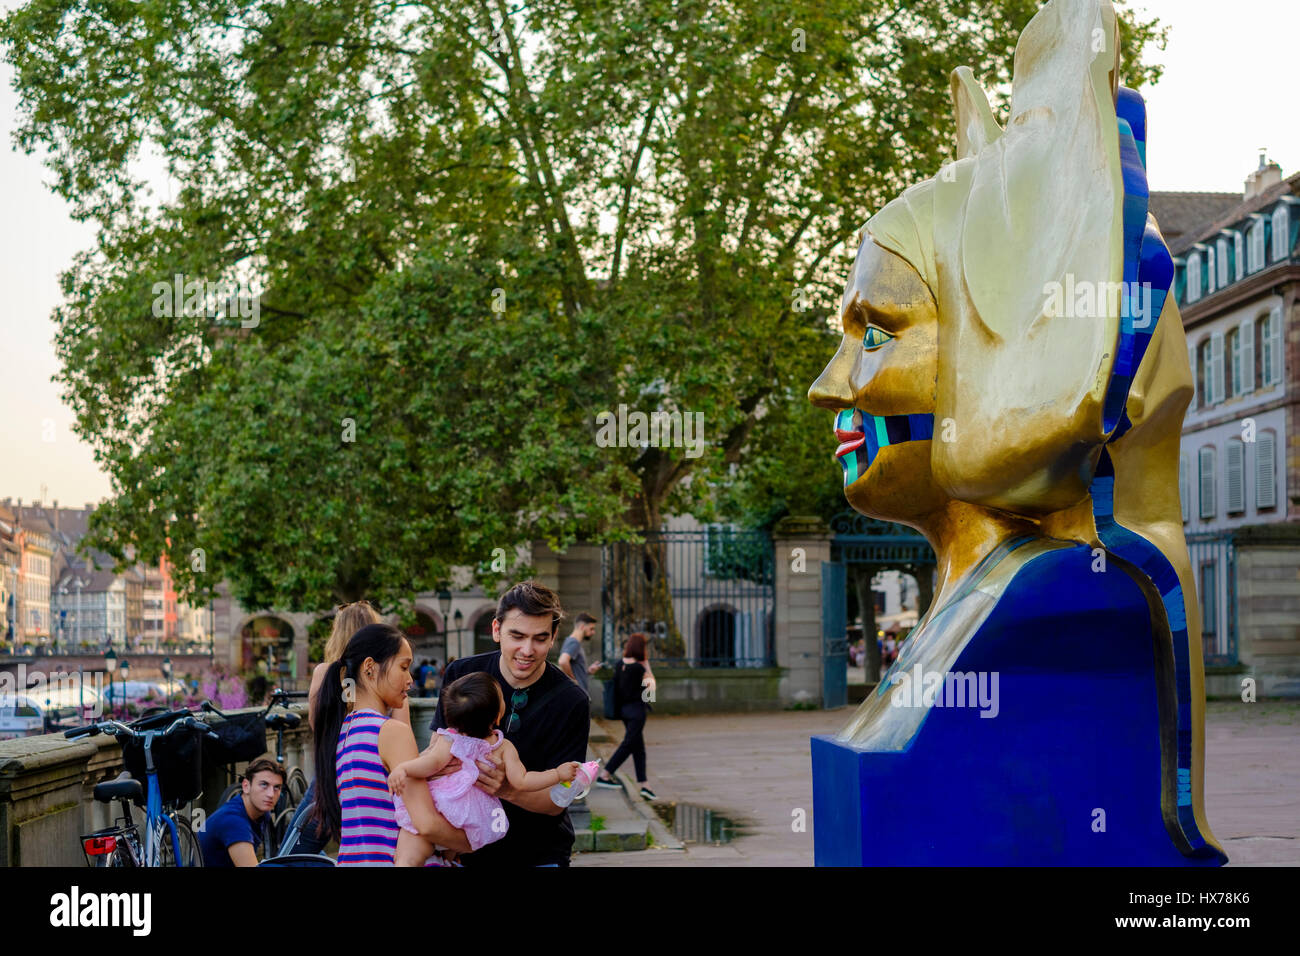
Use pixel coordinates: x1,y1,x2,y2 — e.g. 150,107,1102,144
1152,155,1300,689
52,569,127,650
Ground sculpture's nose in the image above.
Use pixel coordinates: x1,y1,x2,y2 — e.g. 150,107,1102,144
808,336,858,410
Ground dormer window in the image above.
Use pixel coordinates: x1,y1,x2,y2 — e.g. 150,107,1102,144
1248,217,1266,272
1273,204,1291,261
1186,253,1201,302
1233,231,1245,281
1216,238,1229,287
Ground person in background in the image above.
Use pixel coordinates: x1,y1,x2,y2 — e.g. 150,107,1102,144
557,612,601,698
594,632,657,801
198,758,284,867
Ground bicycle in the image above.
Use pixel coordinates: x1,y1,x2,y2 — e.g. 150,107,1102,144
203,687,310,857
68,711,216,867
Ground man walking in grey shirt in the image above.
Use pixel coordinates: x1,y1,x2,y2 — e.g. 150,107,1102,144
558,612,599,697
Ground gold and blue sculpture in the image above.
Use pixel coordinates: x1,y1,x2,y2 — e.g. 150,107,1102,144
809,0,1226,865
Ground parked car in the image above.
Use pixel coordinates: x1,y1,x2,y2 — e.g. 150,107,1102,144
0,683,105,738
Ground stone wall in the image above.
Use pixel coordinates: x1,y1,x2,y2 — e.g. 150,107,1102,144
589,667,784,716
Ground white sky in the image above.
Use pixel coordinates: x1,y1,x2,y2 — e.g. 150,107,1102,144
1,0,1296,508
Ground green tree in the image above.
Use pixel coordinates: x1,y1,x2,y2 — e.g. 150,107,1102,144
2,0,1165,615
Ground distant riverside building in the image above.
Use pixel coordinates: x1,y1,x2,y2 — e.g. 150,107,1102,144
52,568,126,650
18,516,55,647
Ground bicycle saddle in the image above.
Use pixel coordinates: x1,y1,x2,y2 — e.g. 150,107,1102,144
94,776,144,804
264,711,301,730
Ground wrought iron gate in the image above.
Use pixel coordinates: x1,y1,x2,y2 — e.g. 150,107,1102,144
600,528,775,667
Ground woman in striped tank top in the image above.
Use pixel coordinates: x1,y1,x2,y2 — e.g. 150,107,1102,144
311,623,471,865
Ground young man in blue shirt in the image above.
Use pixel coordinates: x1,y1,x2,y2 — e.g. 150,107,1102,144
198,757,284,867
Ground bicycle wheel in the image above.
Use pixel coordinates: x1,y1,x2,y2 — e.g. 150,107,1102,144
217,782,242,807
156,813,204,867
95,840,137,868
287,768,309,807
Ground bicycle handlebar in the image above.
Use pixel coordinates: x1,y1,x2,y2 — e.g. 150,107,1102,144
64,715,217,742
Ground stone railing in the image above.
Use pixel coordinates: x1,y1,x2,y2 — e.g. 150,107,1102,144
0,706,312,867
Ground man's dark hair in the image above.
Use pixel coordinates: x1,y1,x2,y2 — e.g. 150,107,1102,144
495,580,565,635
243,757,286,786
441,672,503,739
575,612,597,626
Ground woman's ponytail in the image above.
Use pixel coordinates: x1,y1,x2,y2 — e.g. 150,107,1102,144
310,659,349,842
308,622,407,844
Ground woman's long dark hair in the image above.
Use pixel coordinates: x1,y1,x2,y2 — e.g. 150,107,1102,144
310,622,408,842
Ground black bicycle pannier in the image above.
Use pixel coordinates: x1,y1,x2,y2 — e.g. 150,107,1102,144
120,718,205,806
202,710,268,765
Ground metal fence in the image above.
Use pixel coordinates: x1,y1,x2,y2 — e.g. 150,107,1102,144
1186,531,1237,666
601,528,775,668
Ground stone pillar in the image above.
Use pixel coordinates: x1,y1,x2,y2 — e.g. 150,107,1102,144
773,516,832,707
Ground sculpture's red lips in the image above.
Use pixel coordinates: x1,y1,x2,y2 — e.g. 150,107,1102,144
835,427,865,458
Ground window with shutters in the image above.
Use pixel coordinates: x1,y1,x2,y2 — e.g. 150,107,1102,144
1186,254,1201,302
1249,219,1266,272
1206,332,1216,403
1259,307,1284,387
1200,562,1217,643
1188,343,1199,410
1198,446,1216,519
1240,317,1256,393
1273,205,1291,261
1229,328,1241,397
1256,431,1277,510
1216,239,1229,288
1225,439,1244,513
1206,247,1216,294
1269,305,1283,385
1258,312,1271,386
1234,231,1245,281
1198,339,1214,404
1179,453,1190,523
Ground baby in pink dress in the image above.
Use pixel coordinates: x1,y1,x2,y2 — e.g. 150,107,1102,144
388,672,581,866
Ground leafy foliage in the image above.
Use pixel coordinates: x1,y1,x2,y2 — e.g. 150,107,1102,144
1,0,1165,612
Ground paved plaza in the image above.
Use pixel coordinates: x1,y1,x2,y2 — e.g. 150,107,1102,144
575,700,1300,866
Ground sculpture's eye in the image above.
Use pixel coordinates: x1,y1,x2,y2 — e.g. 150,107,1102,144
862,326,895,351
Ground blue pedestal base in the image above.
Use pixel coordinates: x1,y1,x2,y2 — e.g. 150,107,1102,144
812,544,1226,866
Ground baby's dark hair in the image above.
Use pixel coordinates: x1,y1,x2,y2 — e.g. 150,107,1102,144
441,672,503,739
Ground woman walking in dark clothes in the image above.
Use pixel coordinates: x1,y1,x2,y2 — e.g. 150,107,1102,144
594,633,657,800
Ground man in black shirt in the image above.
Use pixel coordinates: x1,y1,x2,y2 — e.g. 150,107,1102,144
432,581,589,867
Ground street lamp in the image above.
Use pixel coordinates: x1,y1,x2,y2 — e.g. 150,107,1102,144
119,657,130,718
161,656,172,709
104,649,118,717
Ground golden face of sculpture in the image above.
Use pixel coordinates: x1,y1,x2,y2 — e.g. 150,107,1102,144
808,239,946,527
